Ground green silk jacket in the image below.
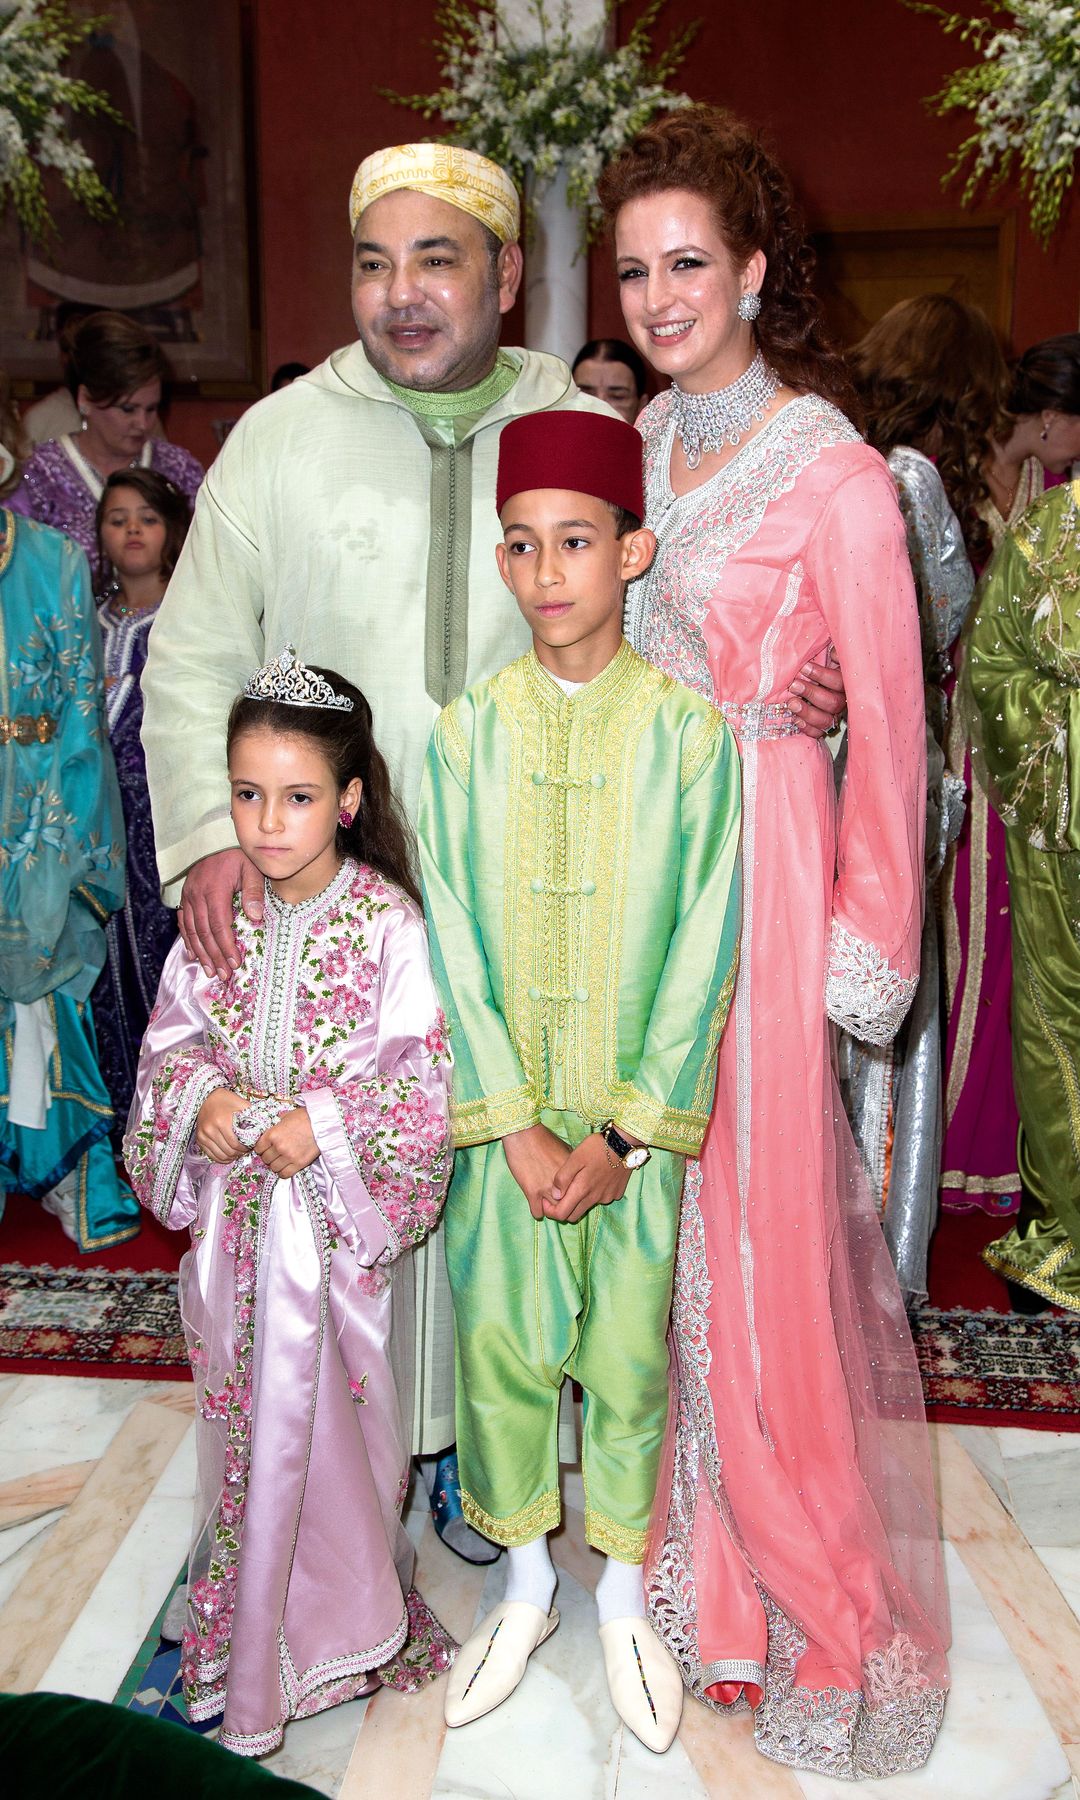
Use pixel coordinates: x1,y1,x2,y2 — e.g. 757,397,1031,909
418,640,742,1154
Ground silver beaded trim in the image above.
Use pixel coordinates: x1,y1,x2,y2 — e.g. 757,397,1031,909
244,642,354,712
671,352,780,469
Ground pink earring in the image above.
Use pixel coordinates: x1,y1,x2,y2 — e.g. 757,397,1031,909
338,808,354,829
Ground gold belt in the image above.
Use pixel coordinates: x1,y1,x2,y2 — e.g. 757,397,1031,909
0,713,58,745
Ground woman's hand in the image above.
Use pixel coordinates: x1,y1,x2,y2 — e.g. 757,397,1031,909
254,1106,320,1179
196,1089,247,1163
502,1122,571,1219
543,1133,631,1224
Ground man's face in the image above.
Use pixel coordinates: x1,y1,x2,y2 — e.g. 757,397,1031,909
351,189,522,393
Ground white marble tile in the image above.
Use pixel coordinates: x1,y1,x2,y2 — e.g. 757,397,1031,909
0,1374,26,1416
950,1425,1010,1510
260,1695,372,1796
0,1375,184,1482
996,1428,1080,1461
795,1544,1070,1800
0,1510,62,1610
616,1724,710,1798
994,1431,1080,1549
1032,1545,1080,1627
35,1424,196,1703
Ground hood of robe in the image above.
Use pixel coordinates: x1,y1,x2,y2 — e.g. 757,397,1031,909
307,339,591,440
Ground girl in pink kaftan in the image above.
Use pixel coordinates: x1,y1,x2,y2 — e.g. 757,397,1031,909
630,390,950,1779
125,658,455,1757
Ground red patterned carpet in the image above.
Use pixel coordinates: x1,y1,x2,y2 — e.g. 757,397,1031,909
0,1192,189,1381
2,1191,1077,1425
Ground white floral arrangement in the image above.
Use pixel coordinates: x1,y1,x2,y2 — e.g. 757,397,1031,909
0,0,121,239
907,1,1080,245
386,0,695,241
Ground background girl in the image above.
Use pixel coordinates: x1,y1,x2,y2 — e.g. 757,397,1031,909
125,646,455,1757
92,468,192,1137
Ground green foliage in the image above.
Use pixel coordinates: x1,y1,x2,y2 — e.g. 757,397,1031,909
904,1,1080,246
384,0,698,242
0,1,127,241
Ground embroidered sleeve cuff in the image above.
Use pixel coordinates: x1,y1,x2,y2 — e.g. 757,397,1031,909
825,920,918,1046
302,1086,391,1266
450,1085,540,1147
124,1060,227,1229
614,1092,707,1158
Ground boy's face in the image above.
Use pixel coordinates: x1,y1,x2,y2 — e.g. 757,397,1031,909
495,489,655,666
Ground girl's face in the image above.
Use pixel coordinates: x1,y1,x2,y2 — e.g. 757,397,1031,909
614,189,764,395
99,485,167,580
229,726,362,903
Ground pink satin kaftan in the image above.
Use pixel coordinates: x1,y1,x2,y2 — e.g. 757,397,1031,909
629,393,949,1778
124,860,455,1757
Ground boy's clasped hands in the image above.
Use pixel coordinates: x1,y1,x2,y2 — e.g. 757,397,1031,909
502,1121,635,1223
195,1089,320,1179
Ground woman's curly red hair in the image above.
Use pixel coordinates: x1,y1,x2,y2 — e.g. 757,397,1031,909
596,106,860,427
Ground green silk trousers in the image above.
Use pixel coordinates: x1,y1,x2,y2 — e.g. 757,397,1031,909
444,1108,684,1562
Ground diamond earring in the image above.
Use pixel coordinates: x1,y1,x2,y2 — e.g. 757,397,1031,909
737,291,762,323
338,808,354,829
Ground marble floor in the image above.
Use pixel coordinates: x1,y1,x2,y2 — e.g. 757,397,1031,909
1,1372,1078,1798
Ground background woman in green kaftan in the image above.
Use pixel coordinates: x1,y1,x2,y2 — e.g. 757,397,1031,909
966,478,1080,1309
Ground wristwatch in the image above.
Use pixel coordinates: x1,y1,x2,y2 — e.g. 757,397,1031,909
598,1120,651,1170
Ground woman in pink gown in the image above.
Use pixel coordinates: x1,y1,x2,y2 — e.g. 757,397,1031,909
598,108,949,1778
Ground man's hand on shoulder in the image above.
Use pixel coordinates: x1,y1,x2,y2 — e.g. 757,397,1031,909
783,648,846,739
179,848,264,979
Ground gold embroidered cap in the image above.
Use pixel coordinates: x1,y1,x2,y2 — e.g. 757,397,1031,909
349,142,520,245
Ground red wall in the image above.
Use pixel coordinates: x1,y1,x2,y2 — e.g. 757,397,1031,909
170,0,1078,465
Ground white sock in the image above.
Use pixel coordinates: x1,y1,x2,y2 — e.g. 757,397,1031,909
503,1533,557,1613
596,1555,645,1626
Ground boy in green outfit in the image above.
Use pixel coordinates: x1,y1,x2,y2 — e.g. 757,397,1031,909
418,408,742,1752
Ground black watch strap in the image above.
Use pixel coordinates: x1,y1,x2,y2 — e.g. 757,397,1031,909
600,1121,634,1160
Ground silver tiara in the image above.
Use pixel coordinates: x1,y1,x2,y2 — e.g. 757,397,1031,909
243,644,354,713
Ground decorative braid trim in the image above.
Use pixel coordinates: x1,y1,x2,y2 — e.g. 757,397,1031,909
824,921,917,1046
982,1237,1080,1313
150,1063,227,1224
439,702,472,786
186,1685,226,1722
460,1485,561,1546
614,1087,710,1157
450,1085,540,1146
585,1506,646,1564
680,707,724,792
217,1722,284,1758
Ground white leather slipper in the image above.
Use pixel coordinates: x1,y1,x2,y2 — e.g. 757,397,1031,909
598,1615,683,1753
444,1600,560,1727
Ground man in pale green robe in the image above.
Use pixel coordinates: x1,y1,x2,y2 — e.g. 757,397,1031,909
140,147,611,1480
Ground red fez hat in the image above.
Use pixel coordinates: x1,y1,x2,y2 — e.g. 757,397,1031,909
496,409,644,522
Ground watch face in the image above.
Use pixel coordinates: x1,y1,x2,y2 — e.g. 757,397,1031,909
625,1146,650,1169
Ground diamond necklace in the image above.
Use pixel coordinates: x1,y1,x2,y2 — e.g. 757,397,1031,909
671,351,780,469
